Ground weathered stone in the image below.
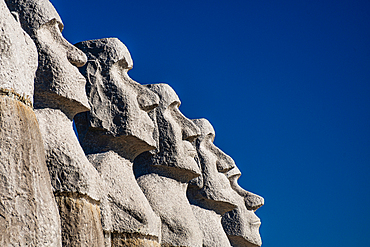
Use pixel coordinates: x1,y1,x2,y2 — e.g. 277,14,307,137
190,205,232,247
55,194,104,247
86,152,161,245
222,166,264,247
0,1,61,245
226,166,264,211
5,0,105,245
74,38,161,246
36,107,104,247
110,232,160,247
187,118,238,247
74,38,159,160
0,0,36,103
0,96,62,246
134,83,203,247
5,0,90,119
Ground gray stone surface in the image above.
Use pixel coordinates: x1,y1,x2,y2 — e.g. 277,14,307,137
187,118,239,247
74,38,161,246
86,152,161,246
2,2,265,246
74,38,159,161
0,1,61,246
222,166,264,247
191,205,232,247
35,108,103,201
134,83,203,247
0,0,37,102
5,0,105,246
188,118,237,215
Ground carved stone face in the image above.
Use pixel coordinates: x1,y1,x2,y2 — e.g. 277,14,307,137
74,38,160,160
222,166,264,247
144,83,201,181
5,0,89,118
188,118,238,215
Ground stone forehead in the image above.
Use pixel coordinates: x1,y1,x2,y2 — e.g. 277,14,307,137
75,38,133,70
192,118,215,138
145,83,180,109
5,0,63,35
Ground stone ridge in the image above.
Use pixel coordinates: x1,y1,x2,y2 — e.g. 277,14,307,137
0,0,264,246
0,88,33,108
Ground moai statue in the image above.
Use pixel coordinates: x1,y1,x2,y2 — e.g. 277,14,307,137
186,118,239,247
5,0,105,246
133,83,203,247
221,166,264,247
0,0,61,246
74,38,162,247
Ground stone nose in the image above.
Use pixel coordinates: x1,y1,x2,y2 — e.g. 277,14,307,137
181,115,201,142
137,87,159,112
66,45,87,67
229,175,264,211
214,147,235,173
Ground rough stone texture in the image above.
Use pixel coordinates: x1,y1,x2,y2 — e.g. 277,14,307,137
74,38,161,246
222,166,264,247
188,118,237,215
55,194,104,247
5,0,105,246
187,118,239,247
0,1,61,245
0,96,62,247
134,83,203,247
4,0,63,37
74,38,159,161
86,152,161,244
110,232,160,247
35,108,104,247
190,205,232,247
35,108,102,201
2,2,266,246
5,0,89,119
226,167,264,211
0,0,36,102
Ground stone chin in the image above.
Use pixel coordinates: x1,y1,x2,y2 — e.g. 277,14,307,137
243,210,262,247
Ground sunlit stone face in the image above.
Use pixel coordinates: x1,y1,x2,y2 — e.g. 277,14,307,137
144,83,201,181
34,18,89,117
222,166,264,247
188,118,238,214
74,38,160,160
5,0,89,117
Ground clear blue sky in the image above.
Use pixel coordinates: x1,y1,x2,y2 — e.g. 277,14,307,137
51,1,370,246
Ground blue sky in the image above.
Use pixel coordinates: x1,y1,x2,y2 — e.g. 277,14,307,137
51,0,370,246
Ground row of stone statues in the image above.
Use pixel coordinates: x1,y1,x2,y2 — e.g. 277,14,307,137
0,0,264,246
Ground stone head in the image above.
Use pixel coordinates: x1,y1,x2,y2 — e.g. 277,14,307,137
74,38,160,161
5,0,89,118
222,166,264,247
187,118,238,215
134,83,201,182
